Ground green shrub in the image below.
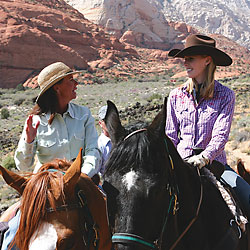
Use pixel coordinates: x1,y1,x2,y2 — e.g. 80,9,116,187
15,84,25,91
2,155,16,170
1,108,10,119
153,75,160,82
147,93,162,102
14,97,25,106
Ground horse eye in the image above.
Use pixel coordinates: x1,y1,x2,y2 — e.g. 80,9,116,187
57,237,75,249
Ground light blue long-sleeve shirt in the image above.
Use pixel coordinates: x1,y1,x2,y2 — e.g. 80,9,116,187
14,102,101,177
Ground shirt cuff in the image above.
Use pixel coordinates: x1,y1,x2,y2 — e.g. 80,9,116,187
81,163,96,178
201,151,211,164
23,140,34,155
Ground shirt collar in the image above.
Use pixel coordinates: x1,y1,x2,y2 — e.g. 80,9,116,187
213,80,219,92
182,80,220,94
66,102,75,118
43,102,78,122
181,82,190,95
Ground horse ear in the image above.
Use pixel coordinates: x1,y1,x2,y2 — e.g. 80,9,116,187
0,165,27,195
237,159,245,177
105,100,126,145
63,148,82,192
147,97,167,138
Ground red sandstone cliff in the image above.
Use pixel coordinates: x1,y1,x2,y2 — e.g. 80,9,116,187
1,0,249,88
0,0,137,88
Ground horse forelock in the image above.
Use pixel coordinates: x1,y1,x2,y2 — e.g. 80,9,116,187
105,129,151,175
38,158,71,172
13,159,69,250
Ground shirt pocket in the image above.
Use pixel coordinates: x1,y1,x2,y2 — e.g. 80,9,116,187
175,106,192,124
37,136,58,157
200,106,218,124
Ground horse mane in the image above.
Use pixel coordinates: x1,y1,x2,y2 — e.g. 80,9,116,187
12,159,71,250
105,121,150,174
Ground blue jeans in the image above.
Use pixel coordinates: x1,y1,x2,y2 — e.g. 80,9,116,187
221,165,250,219
1,211,19,250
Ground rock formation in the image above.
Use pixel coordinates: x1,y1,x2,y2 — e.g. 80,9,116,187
65,0,196,49
1,0,249,88
66,0,250,50
0,0,137,88
160,0,250,50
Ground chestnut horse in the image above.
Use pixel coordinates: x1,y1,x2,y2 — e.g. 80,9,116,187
102,100,249,250
0,149,111,250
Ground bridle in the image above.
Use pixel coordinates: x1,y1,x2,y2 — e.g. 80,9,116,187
112,192,180,250
112,233,158,249
45,169,100,249
111,130,204,249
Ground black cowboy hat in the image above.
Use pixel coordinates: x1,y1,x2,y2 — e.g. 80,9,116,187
168,34,232,66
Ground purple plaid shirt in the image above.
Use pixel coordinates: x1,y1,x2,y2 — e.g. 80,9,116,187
165,80,235,165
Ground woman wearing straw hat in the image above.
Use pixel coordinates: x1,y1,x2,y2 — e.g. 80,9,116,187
1,62,103,250
14,62,101,177
166,34,250,219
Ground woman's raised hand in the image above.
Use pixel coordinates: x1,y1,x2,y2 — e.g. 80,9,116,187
25,115,40,143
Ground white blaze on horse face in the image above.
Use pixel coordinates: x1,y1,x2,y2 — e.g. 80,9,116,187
122,169,138,191
29,222,57,250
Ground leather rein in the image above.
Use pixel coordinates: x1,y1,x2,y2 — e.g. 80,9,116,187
112,130,204,249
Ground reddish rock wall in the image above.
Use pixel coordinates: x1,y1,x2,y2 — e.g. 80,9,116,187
0,0,136,88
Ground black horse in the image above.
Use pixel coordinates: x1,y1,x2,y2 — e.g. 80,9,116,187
102,99,248,250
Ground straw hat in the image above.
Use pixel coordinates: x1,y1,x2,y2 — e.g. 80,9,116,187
36,62,82,102
168,34,232,66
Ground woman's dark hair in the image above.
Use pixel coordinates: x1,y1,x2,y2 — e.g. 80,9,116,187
29,79,63,124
